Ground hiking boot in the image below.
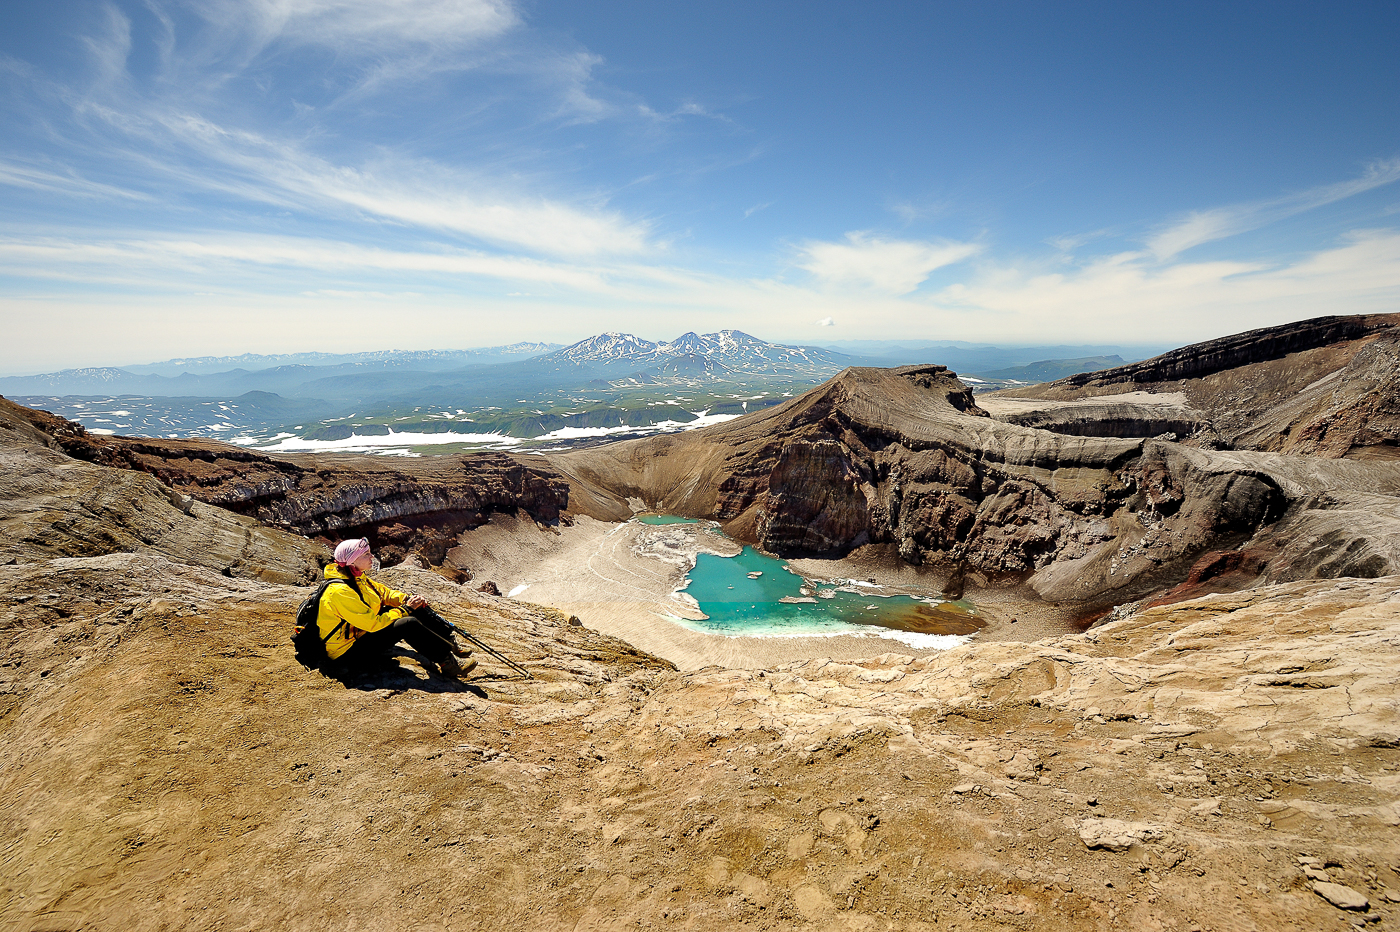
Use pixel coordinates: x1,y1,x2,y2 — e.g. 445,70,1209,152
437,656,478,679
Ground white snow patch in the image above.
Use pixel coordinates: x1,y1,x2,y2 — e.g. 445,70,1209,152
237,429,522,453
876,631,973,650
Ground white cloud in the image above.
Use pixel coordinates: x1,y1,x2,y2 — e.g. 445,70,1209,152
88,108,653,257
1046,229,1112,252
79,3,134,85
203,0,518,53
5,227,1400,373
798,233,981,294
1147,158,1400,260
816,317,834,327
932,229,1400,342
0,160,149,201
40,3,651,259
0,233,612,289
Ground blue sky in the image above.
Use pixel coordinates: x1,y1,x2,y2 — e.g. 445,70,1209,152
1,0,1397,373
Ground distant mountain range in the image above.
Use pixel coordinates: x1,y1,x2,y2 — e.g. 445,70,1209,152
0,331,846,400
121,342,561,377
5,330,1148,450
811,339,1166,372
0,342,562,395
976,355,1127,382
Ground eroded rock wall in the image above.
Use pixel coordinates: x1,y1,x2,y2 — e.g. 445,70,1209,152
555,361,1400,607
2,396,571,569
1000,313,1400,459
0,401,324,583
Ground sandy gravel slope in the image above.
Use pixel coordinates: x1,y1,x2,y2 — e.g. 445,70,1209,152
4,553,1399,931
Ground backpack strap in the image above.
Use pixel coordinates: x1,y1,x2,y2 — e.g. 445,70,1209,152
319,575,370,643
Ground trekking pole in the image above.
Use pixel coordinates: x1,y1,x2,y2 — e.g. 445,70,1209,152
447,624,534,680
414,607,533,679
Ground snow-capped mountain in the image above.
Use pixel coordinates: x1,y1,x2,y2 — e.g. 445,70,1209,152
0,367,152,393
547,332,664,364
537,330,852,376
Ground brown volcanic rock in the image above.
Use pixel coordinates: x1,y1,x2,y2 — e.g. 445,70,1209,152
2,396,571,569
756,439,870,551
0,398,323,583
4,547,1399,931
553,355,1400,607
997,313,1400,459
553,364,1384,605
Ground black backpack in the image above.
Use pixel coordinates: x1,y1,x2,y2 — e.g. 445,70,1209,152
291,576,365,668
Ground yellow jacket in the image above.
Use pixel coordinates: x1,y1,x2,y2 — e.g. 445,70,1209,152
316,563,411,660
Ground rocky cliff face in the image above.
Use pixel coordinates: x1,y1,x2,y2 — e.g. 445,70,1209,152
3,397,571,570
0,398,323,583
756,440,871,552
999,313,1400,459
1056,313,1396,387
554,356,1400,609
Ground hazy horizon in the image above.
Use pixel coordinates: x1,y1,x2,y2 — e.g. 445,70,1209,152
0,330,1173,379
2,2,1397,373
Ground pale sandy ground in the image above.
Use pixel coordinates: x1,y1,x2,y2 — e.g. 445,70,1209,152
977,389,1191,416
450,513,1079,671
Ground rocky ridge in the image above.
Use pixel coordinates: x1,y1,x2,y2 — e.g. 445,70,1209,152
995,313,1400,459
0,398,323,584
2,396,571,573
551,357,1400,610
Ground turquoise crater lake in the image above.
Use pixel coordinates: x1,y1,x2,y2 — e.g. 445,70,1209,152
639,517,980,647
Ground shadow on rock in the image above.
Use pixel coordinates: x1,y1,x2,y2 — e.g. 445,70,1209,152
322,650,490,697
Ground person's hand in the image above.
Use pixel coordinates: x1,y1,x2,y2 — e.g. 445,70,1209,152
405,595,428,609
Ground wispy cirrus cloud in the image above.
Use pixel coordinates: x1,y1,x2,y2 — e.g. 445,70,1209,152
197,0,518,54
141,114,654,256
1146,158,1400,260
0,160,150,200
798,232,980,294
20,1,656,258
3,224,1399,371
0,233,612,289
935,229,1400,342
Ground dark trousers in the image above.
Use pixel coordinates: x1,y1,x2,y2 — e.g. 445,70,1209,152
330,606,455,673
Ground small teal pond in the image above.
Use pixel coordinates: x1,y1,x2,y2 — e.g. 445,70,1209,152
636,514,700,525
652,522,980,646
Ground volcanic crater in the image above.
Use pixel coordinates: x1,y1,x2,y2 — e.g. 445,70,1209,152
4,314,1400,931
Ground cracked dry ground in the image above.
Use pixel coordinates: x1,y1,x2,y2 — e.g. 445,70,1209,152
3,556,1400,932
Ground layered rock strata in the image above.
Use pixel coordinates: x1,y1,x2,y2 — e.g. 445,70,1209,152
552,363,1400,607
3,396,570,569
0,398,323,583
996,313,1400,459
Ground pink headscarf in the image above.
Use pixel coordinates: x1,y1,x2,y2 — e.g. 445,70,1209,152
334,537,370,565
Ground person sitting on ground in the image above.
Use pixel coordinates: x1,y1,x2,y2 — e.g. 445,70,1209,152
318,538,477,679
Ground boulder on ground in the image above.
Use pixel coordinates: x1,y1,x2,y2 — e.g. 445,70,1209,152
1078,818,1166,852
1313,882,1369,911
